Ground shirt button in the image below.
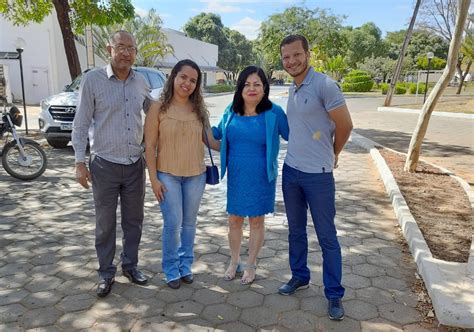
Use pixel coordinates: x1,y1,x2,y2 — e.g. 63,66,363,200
126,99,128,101
128,128,130,131
127,114,129,116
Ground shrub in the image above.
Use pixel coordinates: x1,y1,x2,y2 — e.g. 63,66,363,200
205,84,235,93
394,83,407,94
381,83,389,94
408,83,426,94
342,70,374,92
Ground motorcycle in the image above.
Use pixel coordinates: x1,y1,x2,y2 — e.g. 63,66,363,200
0,96,47,180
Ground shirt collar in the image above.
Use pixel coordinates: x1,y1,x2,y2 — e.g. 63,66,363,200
106,63,135,80
291,66,315,91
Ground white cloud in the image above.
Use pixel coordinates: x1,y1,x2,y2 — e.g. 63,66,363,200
205,1,241,13
134,7,148,17
230,17,261,40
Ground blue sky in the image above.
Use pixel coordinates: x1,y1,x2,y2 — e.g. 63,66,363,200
131,0,415,40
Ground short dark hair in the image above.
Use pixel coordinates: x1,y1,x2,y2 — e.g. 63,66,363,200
232,66,272,116
280,34,309,54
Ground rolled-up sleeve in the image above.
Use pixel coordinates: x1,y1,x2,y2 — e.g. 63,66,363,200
72,74,94,163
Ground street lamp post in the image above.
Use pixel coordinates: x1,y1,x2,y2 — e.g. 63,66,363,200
15,38,28,135
423,51,434,104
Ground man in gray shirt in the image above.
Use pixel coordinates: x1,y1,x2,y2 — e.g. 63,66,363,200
72,30,149,297
277,35,353,321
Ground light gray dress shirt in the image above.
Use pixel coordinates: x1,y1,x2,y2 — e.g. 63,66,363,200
72,64,151,165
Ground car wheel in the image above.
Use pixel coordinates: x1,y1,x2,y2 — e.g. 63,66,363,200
47,138,69,149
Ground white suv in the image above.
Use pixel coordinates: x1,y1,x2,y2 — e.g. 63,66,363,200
38,67,166,148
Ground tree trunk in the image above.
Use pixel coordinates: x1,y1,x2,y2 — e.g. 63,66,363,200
404,0,471,172
52,0,81,80
456,59,472,94
384,0,422,106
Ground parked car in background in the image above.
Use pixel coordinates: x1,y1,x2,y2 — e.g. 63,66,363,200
38,67,166,148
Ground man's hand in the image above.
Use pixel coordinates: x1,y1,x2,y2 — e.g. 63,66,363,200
334,154,339,169
75,162,91,189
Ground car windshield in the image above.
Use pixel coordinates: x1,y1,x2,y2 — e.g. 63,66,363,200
64,75,82,92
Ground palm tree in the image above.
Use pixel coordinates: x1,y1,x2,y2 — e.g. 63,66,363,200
78,9,172,68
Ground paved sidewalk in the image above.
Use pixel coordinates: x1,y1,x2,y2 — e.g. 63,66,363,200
0,142,436,331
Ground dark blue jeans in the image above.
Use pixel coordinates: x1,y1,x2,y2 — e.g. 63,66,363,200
282,163,345,299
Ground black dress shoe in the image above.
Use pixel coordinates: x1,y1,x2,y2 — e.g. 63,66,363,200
167,279,181,289
181,274,194,284
123,269,148,285
97,277,114,298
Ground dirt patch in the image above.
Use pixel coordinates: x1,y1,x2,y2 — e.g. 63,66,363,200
394,97,474,114
379,148,472,262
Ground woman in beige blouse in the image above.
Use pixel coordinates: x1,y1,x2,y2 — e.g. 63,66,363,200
144,59,216,289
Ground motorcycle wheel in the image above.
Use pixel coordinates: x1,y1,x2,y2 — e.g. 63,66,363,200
2,140,48,180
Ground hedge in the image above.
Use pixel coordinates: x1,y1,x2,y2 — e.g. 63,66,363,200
205,84,235,93
342,70,374,92
408,83,427,94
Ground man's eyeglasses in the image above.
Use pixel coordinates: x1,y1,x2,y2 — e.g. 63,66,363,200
111,44,137,54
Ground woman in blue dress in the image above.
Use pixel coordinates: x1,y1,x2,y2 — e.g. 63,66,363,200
212,66,289,284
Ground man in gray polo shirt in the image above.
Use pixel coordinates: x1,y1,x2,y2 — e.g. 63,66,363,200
72,30,150,297
278,35,353,321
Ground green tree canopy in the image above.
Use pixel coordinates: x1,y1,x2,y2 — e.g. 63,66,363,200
220,28,254,81
183,13,254,80
257,6,346,75
78,9,172,68
0,0,135,80
183,12,228,62
343,22,388,66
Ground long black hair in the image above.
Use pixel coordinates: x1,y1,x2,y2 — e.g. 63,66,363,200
232,66,272,115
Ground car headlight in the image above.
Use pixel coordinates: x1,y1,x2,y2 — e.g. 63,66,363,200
40,100,50,110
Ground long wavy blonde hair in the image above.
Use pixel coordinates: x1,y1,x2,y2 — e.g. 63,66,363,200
158,59,209,127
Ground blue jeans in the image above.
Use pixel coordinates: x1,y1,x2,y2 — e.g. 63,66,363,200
157,171,206,282
282,163,345,299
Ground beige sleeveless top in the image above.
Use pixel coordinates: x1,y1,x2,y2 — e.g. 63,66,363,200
157,110,205,176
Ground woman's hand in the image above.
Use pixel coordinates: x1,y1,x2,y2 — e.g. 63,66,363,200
151,179,167,202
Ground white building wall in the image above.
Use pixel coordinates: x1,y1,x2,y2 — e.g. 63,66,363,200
0,14,105,104
0,19,218,104
161,29,218,86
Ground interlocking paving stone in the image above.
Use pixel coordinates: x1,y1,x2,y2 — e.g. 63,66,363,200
24,276,64,293
0,303,27,323
162,300,204,321
344,299,379,321
20,307,63,329
21,290,62,309
216,321,254,332
356,287,394,306
57,311,98,330
201,303,241,324
56,293,96,312
241,306,279,328
280,310,319,330
193,288,227,305
263,293,299,312
372,276,409,292
0,288,29,306
352,263,387,278
227,289,264,308
379,302,422,325
0,136,438,330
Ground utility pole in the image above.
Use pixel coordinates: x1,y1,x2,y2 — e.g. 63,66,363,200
384,0,422,106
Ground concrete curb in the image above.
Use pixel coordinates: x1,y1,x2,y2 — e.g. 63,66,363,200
351,132,474,328
377,106,474,119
